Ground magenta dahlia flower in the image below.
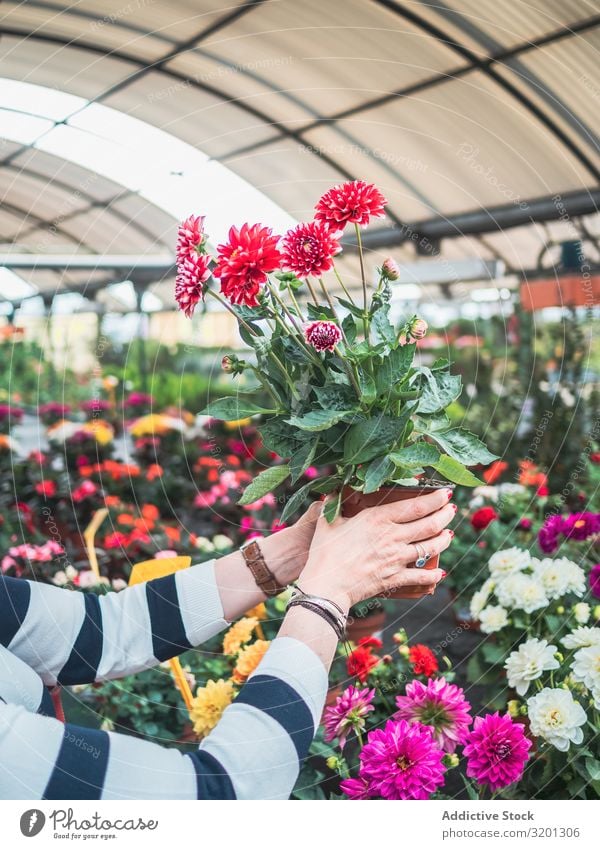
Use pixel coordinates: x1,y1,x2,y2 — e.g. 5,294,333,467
304,320,342,353
340,776,372,800
280,220,341,279
356,719,446,800
562,512,600,541
315,180,387,231
589,564,600,599
394,677,473,753
537,514,564,554
175,254,212,318
463,713,532,793
323,686,375,749
176,214,206,262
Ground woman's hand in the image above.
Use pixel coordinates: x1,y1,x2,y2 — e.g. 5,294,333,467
297,489,455,611
258,500,321,586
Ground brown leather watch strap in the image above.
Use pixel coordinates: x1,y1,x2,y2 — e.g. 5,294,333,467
240,539,286,598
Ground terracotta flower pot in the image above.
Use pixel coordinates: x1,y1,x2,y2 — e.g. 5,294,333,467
346,608,387,644
341,482,454,599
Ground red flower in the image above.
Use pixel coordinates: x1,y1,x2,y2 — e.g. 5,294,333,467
103,531,128,549
213,223,281,307
358,636,383,650
408,644,438,677
470,506,498,530
176,214,206,263
483,460,508,484
347,645,380,683
72,481,98,502
35,480,57,497
280,220,341,278
304,320,342,352
590,452,600,464
315,180,387,231
536,485,549,497
175,254,211,318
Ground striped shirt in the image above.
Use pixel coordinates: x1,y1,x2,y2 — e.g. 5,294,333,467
0,562,327,799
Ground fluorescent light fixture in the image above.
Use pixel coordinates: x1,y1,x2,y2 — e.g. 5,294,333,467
471,287,501,302
0,267,37,300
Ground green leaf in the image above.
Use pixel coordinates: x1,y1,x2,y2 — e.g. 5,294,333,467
371,303,396,347
430,428,498,465
289,439,319,484
280,480,315,523
363,455,395,493
390,442,440,467
416,368,462,414
323,490,342,523
342,312,357,345
358,371,377,405
343,407,415,464
238,465,290,506
461,776,480,801
259,419,299,458
375,344,416,395
313,383,356,411
431,454,483,486
201,396,275,420
336,297,365,318
585,758,600,781
287,409,354,432
311,476,342,494
307,302,335,321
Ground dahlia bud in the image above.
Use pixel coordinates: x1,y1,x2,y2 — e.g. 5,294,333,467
573,602,590,624
221,355,235,373
556,605,565,615
593,605,600,621
326,756,340,770
554,651,564,663
393,628,408,645
382,654,393,664
381,257,400,281
507,699,520,718
443,753,459,768
304,320,342,353
407,317,428,340
221,355,246,375
398,645,410,658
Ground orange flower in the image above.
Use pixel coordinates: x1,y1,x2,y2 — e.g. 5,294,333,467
207,469,219,483
232,640,270,684
483,460,508,485
79,465,94,477
141,504,160,521
518,460,547,488
164,525,181,543
147,463,163,481
105,495,121,508
117,513,134,527
134,517,154,532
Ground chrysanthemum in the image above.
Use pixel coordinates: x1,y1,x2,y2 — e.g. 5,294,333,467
175,254,211,317
463,713,532,792
562,626,600,650
469,578,495,619
496,574,547,614
488,547,531,580
304,320,342,353
478,604,509,634
408,644,438,677
176,214,206,262
505,638,560,696
571,643,600,706
222,617,258,656
532,557,571,600
314,180,387,231
213,223,281,307
190,678,234,738
232,639,270,684
526,687,586,751
394,677,472,753
552,557,586,597
356,719,446,800
323,686,375,749
280,220,341,278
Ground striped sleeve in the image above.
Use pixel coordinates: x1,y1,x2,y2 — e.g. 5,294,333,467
0,637,327,800
0,562,227,686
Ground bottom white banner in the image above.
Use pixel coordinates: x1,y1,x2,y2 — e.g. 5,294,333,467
0,799,596,847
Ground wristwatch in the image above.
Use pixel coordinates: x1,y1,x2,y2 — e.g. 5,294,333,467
240,538,286,598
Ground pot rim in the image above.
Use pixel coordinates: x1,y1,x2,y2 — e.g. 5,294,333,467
343,478,456,494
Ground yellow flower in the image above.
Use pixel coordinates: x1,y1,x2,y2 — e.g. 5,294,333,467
232,640,270,684
223,617,258,656
245,603,267,621
224,417,252,429
190,679,235,739
129,414,174,438
81,420,114,445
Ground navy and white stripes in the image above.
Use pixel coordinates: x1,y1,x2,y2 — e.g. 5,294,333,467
0,568,327,800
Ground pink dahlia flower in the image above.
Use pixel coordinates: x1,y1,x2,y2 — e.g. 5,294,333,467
589,564,600,599
304,320,342,353
394,677,472,753
213,223,281,307
175,254,212,318
563,512,600,541
176,214,206,263
339,776,372,800
537,514,564,554
463,712,532,793
356,719,445,800
323,686,375,749
280,220,341,278
315,180,387,230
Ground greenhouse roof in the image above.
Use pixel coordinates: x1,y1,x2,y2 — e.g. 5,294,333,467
0,0,599,310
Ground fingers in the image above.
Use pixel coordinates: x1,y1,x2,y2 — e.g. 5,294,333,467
396,503,456,543
371,487,453,524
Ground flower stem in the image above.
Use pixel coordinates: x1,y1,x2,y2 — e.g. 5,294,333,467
354,223,370,342
304,278,320,305
333,263,356,304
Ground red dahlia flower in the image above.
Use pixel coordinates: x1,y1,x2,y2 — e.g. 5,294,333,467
315,180,387,230
304,320,342,352
408,644,438,677
347,644,380,683
35,480,57,497
280,220,341,278
470,506,498,530
213,223,281,307
176,214,206,262
175,254,212,318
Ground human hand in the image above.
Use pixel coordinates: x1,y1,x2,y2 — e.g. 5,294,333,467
258,500,321,586
297,488,455,611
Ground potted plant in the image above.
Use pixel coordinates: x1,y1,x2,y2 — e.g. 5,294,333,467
174,181,496,576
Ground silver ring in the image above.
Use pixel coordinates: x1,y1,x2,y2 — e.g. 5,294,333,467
414,542,431,569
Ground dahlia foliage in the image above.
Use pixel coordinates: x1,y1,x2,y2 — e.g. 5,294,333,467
175,180,496,518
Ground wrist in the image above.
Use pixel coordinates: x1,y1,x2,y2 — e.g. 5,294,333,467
295,574,351,615
259,528,308,586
